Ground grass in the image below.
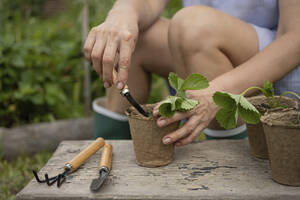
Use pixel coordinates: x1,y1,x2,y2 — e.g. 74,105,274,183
0,1,184,200
0,152,52,200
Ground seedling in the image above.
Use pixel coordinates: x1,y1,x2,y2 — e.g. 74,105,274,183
213,80,300,129
158,72,209,117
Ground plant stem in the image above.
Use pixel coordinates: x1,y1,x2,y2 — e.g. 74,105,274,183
275,91,300,107
240,86,265,96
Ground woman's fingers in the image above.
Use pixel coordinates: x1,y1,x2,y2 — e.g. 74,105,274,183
157,110,193,127
117,39,133,89
102,33,119,88
162,115,202,145
91,31,106,77
175,123,207,146
153,103,161,116
83,27,97,60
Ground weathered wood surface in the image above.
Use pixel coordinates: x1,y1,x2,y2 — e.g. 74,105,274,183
17,140,300,200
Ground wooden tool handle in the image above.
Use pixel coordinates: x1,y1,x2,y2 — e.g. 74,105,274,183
99,144,113,171
112,68,128,89
68,138,105,171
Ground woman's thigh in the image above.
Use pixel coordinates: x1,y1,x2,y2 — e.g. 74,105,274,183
169,6,260,73
133,17,174,78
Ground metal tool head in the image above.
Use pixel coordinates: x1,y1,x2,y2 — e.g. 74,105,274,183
90,169,109,192
33,168,69,188
121,88,149,117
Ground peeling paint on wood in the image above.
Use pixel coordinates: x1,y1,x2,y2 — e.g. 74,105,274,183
17,140,300,200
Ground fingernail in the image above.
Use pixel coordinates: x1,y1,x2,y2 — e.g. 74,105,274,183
153,109,158,115
104,82,110,88
163,137,172,145
158,119,166,126
116,81,124,90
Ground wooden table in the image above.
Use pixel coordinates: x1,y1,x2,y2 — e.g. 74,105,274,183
17,140,300,200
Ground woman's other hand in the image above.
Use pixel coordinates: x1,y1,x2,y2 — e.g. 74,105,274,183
153,83,221,146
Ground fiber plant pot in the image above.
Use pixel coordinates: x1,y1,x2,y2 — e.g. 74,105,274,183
261,109,300,186
246,96,298,159
125,104,180,167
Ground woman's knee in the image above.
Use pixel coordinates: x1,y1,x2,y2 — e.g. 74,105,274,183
168,6,224,53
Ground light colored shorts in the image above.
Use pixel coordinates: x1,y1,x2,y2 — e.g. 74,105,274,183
251,24,300,102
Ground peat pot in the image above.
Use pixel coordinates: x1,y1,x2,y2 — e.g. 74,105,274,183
125,104,179,167
246,96,298,159
261,109,300,186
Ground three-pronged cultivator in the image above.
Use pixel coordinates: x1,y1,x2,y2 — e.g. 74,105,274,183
33,138,105,187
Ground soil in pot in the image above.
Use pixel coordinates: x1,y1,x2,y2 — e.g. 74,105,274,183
246,96,298,159
261,109,300,186
125,104,180,167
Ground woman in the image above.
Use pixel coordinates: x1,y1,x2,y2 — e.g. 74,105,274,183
84,0,300,145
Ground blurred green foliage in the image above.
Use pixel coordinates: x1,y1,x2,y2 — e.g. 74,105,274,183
0,0,182,128
0,152,52,200
0,1,183,199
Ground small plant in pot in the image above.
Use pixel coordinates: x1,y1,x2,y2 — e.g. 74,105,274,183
126,72,209,167
261,108,300,186
213,81,299,159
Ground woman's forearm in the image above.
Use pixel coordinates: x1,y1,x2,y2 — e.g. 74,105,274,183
109,0,169,31
211,31,300,95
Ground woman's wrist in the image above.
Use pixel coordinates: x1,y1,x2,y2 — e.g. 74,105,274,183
108,8,139,24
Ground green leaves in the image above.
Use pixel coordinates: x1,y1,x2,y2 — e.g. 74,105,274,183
169,72,209,92
159,96,181,117
216,107,238,130
213,91,260,129
262,80,274,98
168,72,184,92
181,74,209,90
158,96,199,118
159,73,209,117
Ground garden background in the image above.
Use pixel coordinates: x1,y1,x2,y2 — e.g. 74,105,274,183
0,0,183,199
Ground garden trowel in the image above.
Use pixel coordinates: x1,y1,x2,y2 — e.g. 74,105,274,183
90,144,113,192
112,67,149,117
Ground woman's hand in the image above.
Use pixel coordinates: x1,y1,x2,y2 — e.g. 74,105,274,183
153,84,220,146
83,11,138,89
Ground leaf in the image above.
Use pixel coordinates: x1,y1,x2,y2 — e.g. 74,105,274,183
178,98,199,111
213,91,260,128
238,104,261,124
168,72,184,92
213,91,236,110
181,73,209,90
238,96,260,114
215,107,238,130
177,90,187,98
236,95,260,124
158,96,181,117
159,102,175,118
262,80,274,98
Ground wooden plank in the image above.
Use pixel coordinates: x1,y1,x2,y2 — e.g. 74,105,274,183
17,140,300,200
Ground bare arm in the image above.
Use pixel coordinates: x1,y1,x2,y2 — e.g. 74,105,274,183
211,0,300,94
109,0,169,31
84,0,169,89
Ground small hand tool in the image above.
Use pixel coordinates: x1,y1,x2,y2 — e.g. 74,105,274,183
90,143,112,192
33,137,105,187
112,68,149,117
